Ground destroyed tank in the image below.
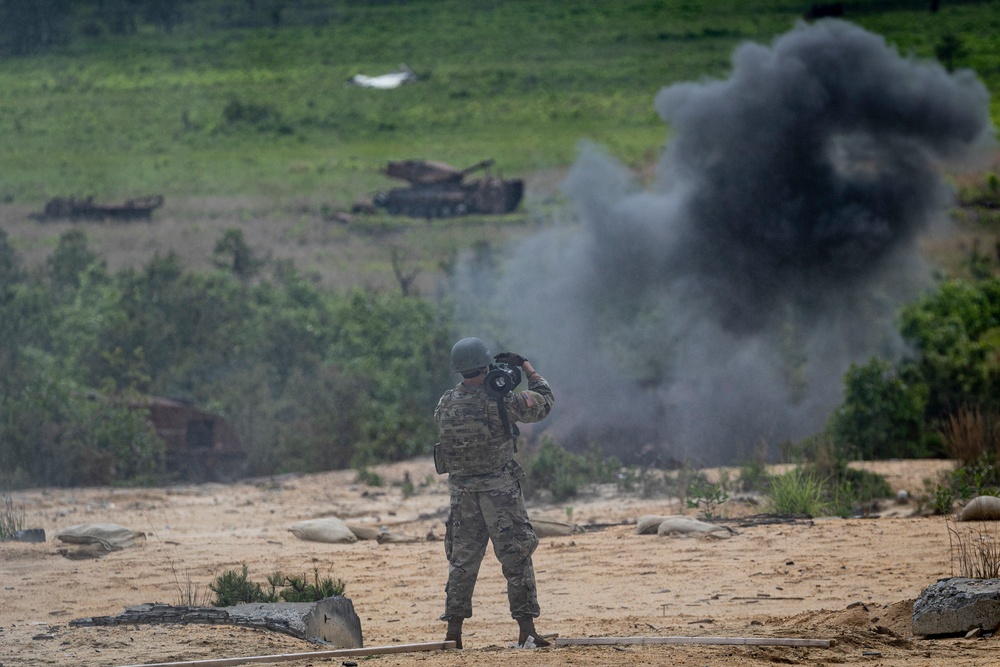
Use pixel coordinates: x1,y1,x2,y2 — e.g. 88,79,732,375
372,158,523,218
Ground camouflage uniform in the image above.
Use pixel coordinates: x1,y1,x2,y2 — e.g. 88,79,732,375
435,374,554,621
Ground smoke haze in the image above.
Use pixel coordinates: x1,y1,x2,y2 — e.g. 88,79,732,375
452,20,995,466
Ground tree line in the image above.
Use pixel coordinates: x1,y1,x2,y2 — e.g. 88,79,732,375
0,0,338,56
1,223,998,489
0,227,452,488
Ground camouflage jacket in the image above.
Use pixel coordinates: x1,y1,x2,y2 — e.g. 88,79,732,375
434,374,553,487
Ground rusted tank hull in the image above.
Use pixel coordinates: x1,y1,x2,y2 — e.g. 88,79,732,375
374,178,523,218
42,195,164,221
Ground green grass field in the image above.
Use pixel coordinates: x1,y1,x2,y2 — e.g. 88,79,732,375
2,0,998,201
1,0,998,285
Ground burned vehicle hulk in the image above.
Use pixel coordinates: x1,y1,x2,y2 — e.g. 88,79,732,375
41,194,164,221
371,159,523,218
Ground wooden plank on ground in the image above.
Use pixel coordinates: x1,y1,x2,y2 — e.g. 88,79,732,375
117,640,457,667
555,636,834,648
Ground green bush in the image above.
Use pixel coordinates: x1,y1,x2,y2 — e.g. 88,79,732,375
0,230,453,487
928,409,1000,511
737,443,772,492
210,564,276,607
828,357,931,460
765,468,827,516
686,475,729,519
267,570,346,603
898,277,1000,421
210,565,345,607
354,468,384,487
524,436,620,502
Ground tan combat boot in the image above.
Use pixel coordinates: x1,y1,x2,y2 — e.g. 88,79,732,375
515,616,551,648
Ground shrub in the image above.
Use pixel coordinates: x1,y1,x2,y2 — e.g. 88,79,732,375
523,436,620,502
828,357,930,460
765,468,827,516
267,569,346,602
947,454,1000,500
221,99,292,134
354,468,383,487
210,564,276,606
941,407,1000,468
210,565,345,607
686,475,729,519
737,442,772,492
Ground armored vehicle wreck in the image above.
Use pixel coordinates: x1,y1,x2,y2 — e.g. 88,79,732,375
371,158,523,218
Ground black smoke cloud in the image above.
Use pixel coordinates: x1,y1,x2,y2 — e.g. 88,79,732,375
452,20,995,466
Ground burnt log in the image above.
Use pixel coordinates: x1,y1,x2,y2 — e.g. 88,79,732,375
70,597,362,647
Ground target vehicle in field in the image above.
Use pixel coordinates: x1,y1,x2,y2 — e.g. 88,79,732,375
370,158,524,218
41,194,164,221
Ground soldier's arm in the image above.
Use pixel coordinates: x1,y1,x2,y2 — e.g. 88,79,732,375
508,365,554,423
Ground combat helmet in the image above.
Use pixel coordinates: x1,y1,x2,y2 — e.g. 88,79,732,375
450,337,491,374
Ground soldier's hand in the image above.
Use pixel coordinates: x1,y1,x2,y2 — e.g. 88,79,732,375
494,352,527,366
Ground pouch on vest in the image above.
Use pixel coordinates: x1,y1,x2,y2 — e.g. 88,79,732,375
433,442,448,474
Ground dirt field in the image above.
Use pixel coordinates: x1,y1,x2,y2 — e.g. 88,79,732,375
4,457,1000,667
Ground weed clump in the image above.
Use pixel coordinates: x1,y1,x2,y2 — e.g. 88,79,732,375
948,520,1000,579
925,408,1000,514
210,564,345,607
0,494,25,539
765,468,827,516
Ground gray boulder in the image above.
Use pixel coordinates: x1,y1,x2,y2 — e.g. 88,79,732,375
912,577,1000,636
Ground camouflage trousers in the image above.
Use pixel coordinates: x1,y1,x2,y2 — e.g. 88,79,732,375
442,481,540,620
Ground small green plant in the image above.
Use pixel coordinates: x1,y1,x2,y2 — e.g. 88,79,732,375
686,476,729,519
0,494,25,539
354,468,384,487
399,472,415,498
931,482,956,515
949,455,1000,501
211,565,346,607
765,468,827,516
267,569,346,602
210,564,277,607
737,457,772,493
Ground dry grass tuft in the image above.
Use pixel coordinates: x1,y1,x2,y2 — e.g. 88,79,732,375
941,407,1000,467
948,519,1000,579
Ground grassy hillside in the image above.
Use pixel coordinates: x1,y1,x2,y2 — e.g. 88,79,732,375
1,0,998,286
1,1,997,201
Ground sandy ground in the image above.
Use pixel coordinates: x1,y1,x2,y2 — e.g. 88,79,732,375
3,457,1000,667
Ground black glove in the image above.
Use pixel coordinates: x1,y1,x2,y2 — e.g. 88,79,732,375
494,352,527,366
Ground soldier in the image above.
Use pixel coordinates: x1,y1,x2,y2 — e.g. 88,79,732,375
434,337,555,649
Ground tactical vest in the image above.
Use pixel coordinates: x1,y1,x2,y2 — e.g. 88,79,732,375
436,386,515,476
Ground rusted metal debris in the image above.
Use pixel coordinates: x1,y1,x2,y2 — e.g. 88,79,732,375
40,194,164,221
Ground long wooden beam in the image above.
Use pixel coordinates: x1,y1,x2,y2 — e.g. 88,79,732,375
117,640,457,667
555,636,834,648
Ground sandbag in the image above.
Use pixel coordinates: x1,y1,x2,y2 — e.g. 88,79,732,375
656,517,733,538
56,523,146,550
289,517,358,544
345,523,382,541
636,515,686,535
531,519,577,538
376,531,422,544
958,495,1000,521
